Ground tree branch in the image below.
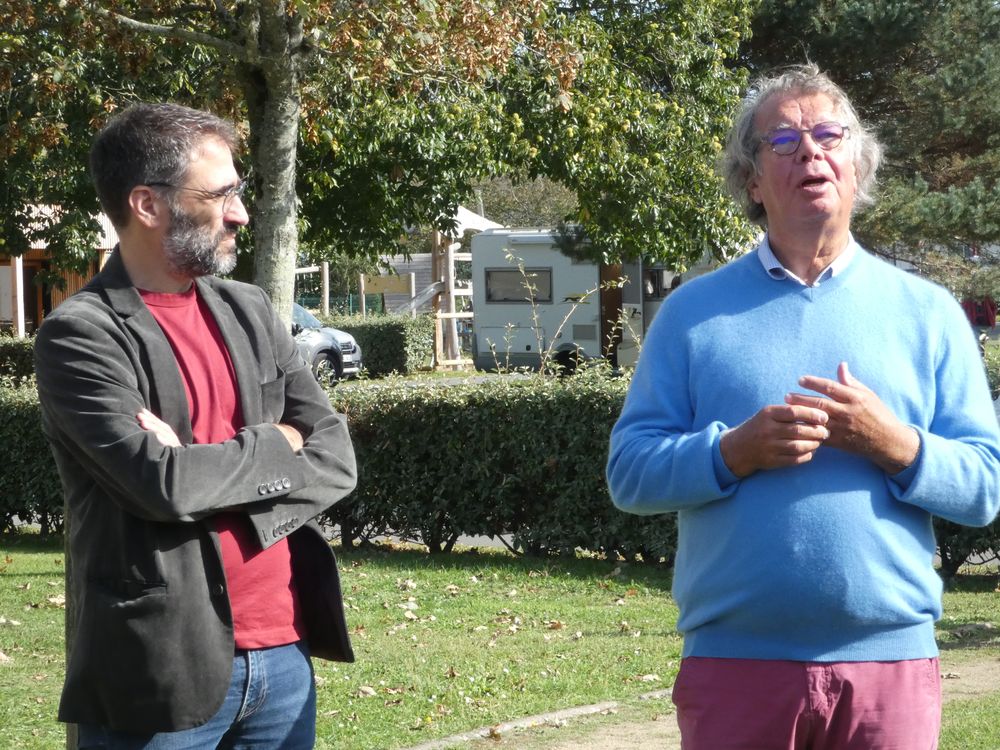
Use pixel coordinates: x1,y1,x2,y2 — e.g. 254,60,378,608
88,4,247,61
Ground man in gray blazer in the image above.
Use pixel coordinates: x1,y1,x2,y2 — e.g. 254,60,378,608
34,103,358,748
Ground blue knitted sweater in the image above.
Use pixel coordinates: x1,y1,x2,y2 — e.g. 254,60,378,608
607,242,1000,661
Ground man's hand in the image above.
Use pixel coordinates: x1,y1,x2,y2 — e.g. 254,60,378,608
137,408,181,448
787,361,920,474
275,423,304,453
720,404,830,478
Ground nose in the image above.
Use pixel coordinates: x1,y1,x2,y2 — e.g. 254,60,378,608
226,194,250,226
797,131,825,161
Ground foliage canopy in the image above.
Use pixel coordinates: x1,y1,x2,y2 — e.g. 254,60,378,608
2,0,755,318
743,0,1000,298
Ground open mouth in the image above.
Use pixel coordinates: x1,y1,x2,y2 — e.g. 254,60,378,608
800,176,828,188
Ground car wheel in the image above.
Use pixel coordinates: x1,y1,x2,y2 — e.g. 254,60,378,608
552,347,583,376
312,351,342,383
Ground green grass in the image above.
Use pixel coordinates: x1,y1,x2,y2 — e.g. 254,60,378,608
2,534,999,750
0,534,67,749
938,570,1000,750
0,534,680,750
940,691,1000,749
318,543,680,749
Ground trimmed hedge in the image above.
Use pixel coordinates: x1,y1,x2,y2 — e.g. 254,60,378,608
0,379,62,534
3,368,998,572
0,370,675,561
318,313,434,377
327,370,676,561
0,334,36,379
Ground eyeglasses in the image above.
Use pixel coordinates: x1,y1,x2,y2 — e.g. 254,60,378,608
759,122,849,156
148,179,248,212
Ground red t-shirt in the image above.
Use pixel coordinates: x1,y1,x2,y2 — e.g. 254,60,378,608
141,286,303,649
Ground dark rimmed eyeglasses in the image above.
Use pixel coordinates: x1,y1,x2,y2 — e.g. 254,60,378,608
147,179,248,211
759,122,849,156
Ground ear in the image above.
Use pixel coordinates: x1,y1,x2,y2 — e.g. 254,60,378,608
128,186,168,230
748,174,763,206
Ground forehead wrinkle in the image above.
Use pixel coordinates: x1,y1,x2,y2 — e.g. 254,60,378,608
756,92,843,132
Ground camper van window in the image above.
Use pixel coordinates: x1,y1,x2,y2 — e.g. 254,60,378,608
485,268,553,303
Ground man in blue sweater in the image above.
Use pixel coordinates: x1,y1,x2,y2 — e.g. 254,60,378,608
607,64,1000,749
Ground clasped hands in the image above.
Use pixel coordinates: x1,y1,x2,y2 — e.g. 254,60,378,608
137,409,304,452
720,362,920,478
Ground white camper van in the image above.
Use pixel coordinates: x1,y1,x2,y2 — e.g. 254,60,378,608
470,228,698,371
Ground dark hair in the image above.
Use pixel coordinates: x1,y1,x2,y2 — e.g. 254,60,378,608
720,63,883,226
89,103,238,228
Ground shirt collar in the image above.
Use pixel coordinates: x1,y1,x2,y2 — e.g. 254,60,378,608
758,233,857,287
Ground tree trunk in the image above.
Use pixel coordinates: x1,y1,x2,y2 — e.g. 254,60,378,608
239,6,302,327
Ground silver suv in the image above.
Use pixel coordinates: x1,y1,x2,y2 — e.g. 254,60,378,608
292,304,363,381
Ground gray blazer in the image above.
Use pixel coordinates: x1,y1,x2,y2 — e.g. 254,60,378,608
34,250,357,733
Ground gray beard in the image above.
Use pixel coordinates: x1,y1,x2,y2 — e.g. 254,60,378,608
163,207,237,278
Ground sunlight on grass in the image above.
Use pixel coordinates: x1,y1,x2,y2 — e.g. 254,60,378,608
3,534,999,750
316,544,680,749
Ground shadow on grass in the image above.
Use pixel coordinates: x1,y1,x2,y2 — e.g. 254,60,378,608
938,575,1000,652
334,541,675,593
937,624,1000,652
2,531,675,593
0,531,64,554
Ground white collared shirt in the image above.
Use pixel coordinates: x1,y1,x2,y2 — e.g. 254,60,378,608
758,234,857,287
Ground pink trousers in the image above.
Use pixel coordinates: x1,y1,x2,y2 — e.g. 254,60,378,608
671,656,941,750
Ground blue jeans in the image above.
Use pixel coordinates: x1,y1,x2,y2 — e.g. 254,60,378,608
77,641,316,749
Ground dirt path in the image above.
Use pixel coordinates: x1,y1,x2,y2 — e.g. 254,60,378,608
426,653,1000,750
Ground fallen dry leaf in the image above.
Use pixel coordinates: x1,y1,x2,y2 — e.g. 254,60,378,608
356,686,377,698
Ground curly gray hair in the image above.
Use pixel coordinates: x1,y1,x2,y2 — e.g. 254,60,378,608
721,63,883,226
